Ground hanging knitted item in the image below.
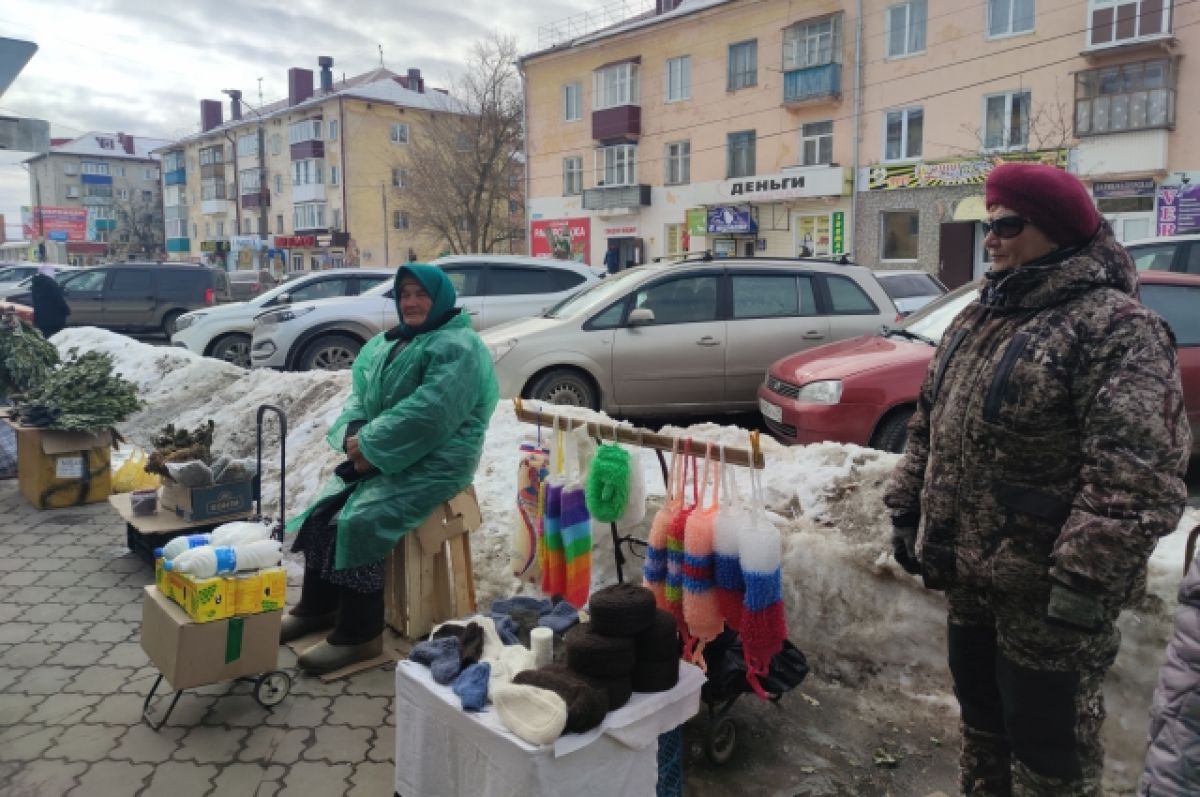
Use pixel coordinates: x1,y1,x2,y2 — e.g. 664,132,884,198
682,445,722,667
712,451,747,632
739,467,787,700
585,441,632,522
642,441,680,608
618,447,647,527
664,444,697,653
541,479,567,597
512,441,550,582
560,480,593,608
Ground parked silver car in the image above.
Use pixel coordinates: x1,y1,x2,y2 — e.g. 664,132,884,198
875,269,948,317
480,258,898,415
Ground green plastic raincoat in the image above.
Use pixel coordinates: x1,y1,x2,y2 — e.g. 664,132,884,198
285,264,499,570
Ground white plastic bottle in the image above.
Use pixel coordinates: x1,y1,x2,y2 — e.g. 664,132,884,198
210,521,273,547
156,534,212,561
164,539,282,578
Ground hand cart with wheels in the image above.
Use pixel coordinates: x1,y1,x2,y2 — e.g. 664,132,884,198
138,403,292,729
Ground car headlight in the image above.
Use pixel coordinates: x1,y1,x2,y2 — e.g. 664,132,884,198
796,380,843,404
173,312,204,332
257,305,315,327
489,338,518,363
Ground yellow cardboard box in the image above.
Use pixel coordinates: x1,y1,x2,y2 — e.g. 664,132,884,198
232,567,287,616
171,571,234,624
161,566,286,622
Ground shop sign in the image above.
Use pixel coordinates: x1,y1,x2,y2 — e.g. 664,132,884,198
603,224,638,237
831,211,845,255
530,217,591,264
274,235,316,248
865,149,1068,191
200,240,230,253
1156,184,1200,236
230,235,265,250
717,167,848,202
1093,179,1156,199
707,206,756,235
686,208,707,236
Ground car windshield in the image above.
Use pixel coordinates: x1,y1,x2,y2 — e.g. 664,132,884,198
891,283,978,344
0,268,29,282
878,273,944,299
544,269,646,318
228,272,263,282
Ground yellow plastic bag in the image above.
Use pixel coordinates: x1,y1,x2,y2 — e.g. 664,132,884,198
112,448,161,493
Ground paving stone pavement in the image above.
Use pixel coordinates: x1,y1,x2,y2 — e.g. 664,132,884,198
0,480,396,797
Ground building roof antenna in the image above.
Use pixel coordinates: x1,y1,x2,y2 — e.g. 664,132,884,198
257,78,263,107
378,44,385,69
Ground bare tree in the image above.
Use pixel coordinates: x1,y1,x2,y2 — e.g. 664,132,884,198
954,84,1076,157
394,34,524,254
110,189,164,259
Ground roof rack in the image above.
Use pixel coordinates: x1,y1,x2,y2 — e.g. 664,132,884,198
665,251,855,266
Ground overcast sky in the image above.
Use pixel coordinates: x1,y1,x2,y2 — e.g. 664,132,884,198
0,0,599,242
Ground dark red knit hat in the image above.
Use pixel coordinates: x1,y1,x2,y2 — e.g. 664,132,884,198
984,163,1101,247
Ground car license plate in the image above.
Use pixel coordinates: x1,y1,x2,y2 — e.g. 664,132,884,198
759,397,783,423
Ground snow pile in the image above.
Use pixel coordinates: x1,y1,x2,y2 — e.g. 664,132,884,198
59,327,1197,789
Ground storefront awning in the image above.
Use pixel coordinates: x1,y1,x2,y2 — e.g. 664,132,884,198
953,196,988,222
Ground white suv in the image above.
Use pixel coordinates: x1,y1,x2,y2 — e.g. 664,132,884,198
250,256,602,371
171,268,394,367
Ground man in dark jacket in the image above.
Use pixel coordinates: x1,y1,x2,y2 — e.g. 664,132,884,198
884,163,1191,796
30,264,70,338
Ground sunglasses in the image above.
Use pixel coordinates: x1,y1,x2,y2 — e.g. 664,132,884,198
982,216,1029,240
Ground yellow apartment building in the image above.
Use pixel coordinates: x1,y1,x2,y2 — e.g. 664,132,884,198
159,60,459,272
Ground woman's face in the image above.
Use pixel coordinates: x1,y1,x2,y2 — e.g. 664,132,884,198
398,277,433,327
984,204,1057,271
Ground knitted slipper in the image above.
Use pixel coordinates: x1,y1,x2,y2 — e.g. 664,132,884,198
492,683,567,746
410,637,463,685
513,667,608,734
564,622,635,678
588,583,656,637
452,661,491,712
635,609,682,662
631,657,679,693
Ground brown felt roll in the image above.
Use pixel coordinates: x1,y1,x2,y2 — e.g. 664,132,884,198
634,609,681,662
588,583,657,637
631,656,679,693
564,622,636,677
513,666,609,734
545,663,634,712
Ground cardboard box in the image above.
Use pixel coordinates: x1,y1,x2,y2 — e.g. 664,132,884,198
172,571,234,623
156,561,286,622
232,567,287,616
140,585,281,690
160,478,254,522
9,421,112,509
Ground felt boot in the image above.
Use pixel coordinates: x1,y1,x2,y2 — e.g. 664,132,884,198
297,587,384,675
280,568,339,644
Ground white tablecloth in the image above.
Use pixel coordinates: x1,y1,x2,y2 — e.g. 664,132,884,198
394,659,705,797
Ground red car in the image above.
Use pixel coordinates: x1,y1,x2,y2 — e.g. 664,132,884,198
759,270,1200,455
0,300,34,326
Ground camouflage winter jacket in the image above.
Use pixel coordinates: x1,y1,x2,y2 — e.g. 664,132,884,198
883,222,1191,605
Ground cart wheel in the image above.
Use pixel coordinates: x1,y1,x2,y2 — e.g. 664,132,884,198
706,715,737,765
254,671,291,708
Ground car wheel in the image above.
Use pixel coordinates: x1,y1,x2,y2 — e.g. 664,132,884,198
872,407,915,454
210,333,252,368
528,368,598,409
161,310,184,337
299,334,361,371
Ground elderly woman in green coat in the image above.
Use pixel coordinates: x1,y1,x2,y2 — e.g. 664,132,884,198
283,264,499,674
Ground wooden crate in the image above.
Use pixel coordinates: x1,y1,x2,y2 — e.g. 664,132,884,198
384,486,482,639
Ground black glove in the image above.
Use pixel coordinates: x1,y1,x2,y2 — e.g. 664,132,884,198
1046,578,1105,632
891,525,921,576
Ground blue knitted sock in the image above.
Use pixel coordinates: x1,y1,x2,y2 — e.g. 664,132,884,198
452,661,492,712
537,600,580,635
410,637,462,684
489,613,521,645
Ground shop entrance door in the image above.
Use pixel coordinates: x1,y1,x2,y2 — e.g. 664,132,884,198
1107,213,1153,243
609,237,642,270
937,221,975,289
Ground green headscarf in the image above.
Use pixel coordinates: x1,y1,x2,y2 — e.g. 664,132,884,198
392,263,458,339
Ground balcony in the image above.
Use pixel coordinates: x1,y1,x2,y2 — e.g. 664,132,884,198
292,183,326,204
200,163,226,180
592,106,641,142
581,184,651,211
783,63,842,106
201,198,229,215
164,168,186,186
166,238,191,253
81,173,113,185
241,190,271,209
290,141,325,161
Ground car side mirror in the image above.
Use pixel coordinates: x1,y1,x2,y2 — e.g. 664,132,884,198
628,307,655,326
277,292,291,305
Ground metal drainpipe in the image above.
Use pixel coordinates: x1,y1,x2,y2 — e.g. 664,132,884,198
517,58,530,256
339,96,348,256
852,0,863,261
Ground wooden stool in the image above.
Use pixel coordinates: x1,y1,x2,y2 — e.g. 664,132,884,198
384,486,482,639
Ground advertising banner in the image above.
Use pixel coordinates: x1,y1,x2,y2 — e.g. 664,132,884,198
707,206,756,234
686,208,707,236
1156,184,1200,236
531,218,591,264
21,206,88,241
865,149,1068,191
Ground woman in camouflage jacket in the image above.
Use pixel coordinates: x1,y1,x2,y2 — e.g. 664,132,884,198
884,163,1191,797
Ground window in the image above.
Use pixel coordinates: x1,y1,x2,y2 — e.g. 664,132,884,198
145,167,159,180
728,40,757,90
392,168,407,188
984,91,1031,150
393,210,410,230
167,219,187,238
98,137,114,150
487,267,556,296
881,210,920,260
85,185,113,198
271,134,282,155
732,275,817,318
595,144,637,186
288,119,321,144
163,151,184,172
201,179,225,201
563,82,583,121
563,156,583,195
237,133,259,157
801,121,834,165
66,270,107,292
665,141,690,185
884,107,923,161
274,174,283,194
66,186,80,198
826,275,879,314
1089,0,1172,48
633,275,719,325
1129,243,1178,271
1075,59,1175,136
665,224,686,256
142,190,153,202
216,220,225,237
113,166,125,177
783,15,841,69
293,203,325,230
63,162,78,176
330,166,339,186
239,168,264,193
1141,284,1200,345
81,161,110,176
726,131,756,178
390,123,410,144
666,56,691,102
593,63,639,110
332,208,342,230
199,146,223,166
987,0,1034,37
887,1,927,57
275,214,284,234
115,188,130,201
292,159,323,186
442,266,484,297
329,120,338,141
292,254,303,271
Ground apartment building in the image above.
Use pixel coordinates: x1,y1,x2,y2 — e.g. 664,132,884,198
23,132,170,265
524,0,1197,284
159,59,461,272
